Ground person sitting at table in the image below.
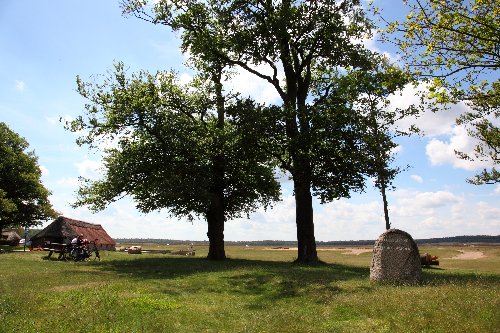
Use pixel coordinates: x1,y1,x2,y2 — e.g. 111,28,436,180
71,234,84,260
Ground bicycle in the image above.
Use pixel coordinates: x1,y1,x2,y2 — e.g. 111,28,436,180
65,240,100,261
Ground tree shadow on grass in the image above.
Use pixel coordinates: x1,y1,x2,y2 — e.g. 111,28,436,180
94,256,369,280
85,256,499,307
91,256,371,303
421,269,500,286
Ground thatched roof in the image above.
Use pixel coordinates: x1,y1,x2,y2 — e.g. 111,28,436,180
1,231,21,241
0,231,21,245
30,216,115,248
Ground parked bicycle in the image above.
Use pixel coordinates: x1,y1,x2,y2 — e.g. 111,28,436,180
66,240,100,261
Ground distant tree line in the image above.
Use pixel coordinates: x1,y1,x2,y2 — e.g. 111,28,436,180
114,235,500,246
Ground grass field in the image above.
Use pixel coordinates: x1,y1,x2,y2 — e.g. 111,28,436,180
1,243,499,333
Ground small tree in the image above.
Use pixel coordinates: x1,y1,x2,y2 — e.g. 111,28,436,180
68,63,280,260
344,62,417,229
0,122,57,232
382,0,499,184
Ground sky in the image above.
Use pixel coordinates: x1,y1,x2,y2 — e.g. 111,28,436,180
1,0,498,241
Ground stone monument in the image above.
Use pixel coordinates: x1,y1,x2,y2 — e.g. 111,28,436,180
370,229,422,283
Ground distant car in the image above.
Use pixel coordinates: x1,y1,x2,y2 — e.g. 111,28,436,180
18,239,31,246
127,245,142,254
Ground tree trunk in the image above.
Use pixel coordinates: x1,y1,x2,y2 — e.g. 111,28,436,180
206,186,225,260
206,68,226,261
293,164,318,264
380,181,390,230
282,89,318,263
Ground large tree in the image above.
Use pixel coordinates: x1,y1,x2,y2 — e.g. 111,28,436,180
0,122,57,232
68,63,280,260
123,0,375,263
382,0,499,184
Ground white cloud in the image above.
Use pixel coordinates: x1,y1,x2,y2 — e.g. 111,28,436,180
15,80,25,91
391,144,402,155
224,64,282,104
387,83,495,172
356,30,399,63
396,189,461,208
495,184,500,195
179,72,193,85
410,175,423,183
40,165,49,176
316,199,383,239
41,184,499,241
75,159,102,179
46,116,59,125
226,194,296,241
391,189,462,220
166,56,282,104
390,83,463,137
56,177,80,188
425,125,494,171
476,201,500,221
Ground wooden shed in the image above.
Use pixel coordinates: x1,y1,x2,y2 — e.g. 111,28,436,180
30,216,116,250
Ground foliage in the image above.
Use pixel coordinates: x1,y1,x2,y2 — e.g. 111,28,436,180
122,0,383,263
227,97,368,204
68,62,280,223
0,122,57,231
382,0,499,184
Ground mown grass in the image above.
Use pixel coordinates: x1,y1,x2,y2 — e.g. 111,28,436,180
1,244,499,333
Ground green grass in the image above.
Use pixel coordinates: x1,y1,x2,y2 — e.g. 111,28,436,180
1,244,499,332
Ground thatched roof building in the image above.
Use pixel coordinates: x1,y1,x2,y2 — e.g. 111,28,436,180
30,216,116,250
0,231,21,246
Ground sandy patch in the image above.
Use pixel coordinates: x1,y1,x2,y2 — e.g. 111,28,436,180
317,247,373,255
268,247,298,250
450,250,485,260
340,248,373,255
268,247,373,255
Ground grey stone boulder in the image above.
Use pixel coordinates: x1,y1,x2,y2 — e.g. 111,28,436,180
370,229,422,284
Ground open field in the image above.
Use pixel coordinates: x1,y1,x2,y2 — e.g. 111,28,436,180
1,244,499,333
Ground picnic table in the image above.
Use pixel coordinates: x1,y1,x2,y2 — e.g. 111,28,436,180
43,243,69,260
44,242,100,261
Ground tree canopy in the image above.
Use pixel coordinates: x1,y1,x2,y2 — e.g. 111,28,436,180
122,0,391,263
117,0,422,263
68,63,281,259
0,122,57,231
383,0,499,184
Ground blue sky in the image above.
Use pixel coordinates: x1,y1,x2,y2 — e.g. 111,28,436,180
1,0,498,241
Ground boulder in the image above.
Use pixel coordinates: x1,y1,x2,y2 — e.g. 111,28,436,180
370,229,422,283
